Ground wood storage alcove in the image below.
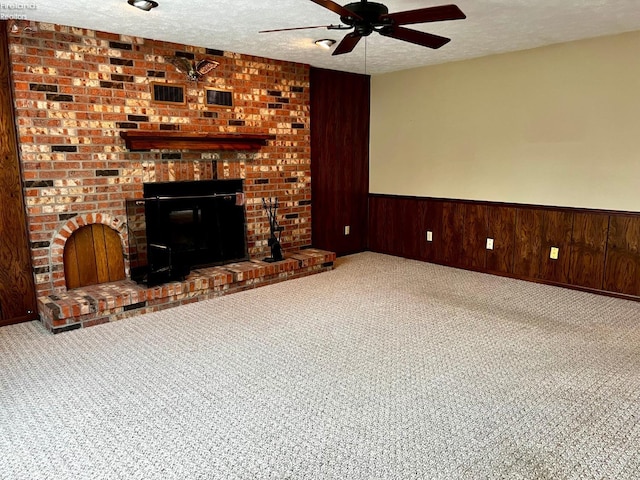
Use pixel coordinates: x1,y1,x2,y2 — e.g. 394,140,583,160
63,224,125,289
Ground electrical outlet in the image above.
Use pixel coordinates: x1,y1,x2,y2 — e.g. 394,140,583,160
344,225,350,235
426,230,433,242
486,238,494,250
550,246,559,260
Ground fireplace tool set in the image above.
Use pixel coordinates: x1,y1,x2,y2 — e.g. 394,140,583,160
262,197,284,262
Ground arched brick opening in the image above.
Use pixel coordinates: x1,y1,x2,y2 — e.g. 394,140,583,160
63,224,126,289
50,213,128,290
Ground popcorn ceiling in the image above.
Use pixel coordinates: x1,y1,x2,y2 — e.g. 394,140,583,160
15,0,640,75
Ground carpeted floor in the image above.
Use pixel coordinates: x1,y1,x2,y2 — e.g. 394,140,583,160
1,252,639,479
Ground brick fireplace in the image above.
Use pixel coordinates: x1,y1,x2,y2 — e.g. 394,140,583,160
7,22,329,331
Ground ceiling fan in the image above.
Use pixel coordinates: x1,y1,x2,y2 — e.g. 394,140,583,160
260,0,466,55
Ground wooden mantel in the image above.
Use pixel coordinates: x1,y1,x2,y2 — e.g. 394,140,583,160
120,131,276,151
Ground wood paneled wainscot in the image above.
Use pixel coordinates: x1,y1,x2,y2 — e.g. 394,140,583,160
604,215,640,296
0,21,38,326
368,195,640,300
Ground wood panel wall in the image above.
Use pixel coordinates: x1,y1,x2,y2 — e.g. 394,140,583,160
604,216,640,296
569,212,608,289
369,194,640,300
486,206,516,274
310,67,370,256
0,21,38,326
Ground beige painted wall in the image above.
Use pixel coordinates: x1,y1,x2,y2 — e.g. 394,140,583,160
370,31,640,211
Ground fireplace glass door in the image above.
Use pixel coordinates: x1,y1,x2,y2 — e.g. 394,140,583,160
126,179,248,285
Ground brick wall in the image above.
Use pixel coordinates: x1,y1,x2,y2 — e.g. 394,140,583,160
7,22,311,297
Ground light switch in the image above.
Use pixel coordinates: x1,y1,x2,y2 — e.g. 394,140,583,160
550,246,559,260
486,238,494,250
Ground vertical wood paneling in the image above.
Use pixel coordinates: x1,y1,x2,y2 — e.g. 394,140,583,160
368,194,640,299
399,197,420,259
311,67,369,256
418,199,443,263
486,206,516,274
461,204,487,269
440,202,465,266
369,197,400,255
368,196,396,255
604,215,640,296
539,210,573,283
514,208,543,279
569,212,608,289
368,196,383,253
368,196,419,259
0,22,38,325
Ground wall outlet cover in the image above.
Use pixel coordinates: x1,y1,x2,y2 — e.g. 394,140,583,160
426,230,433,242
486,238,494,250
550,246,559,260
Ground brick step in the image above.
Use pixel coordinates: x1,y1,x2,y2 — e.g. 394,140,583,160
38,249,335,333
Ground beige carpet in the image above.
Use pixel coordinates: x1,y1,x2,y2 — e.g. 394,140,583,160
1,252,639,479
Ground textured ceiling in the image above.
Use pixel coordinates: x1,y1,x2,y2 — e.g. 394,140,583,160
15,0,640,75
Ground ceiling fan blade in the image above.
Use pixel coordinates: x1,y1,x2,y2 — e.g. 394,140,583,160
382,4,466,26
259,25,333,33
310,0,363,20
332,32,362,55
380,26,451,49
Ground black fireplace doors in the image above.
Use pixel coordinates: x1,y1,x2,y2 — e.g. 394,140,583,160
127,179,248,285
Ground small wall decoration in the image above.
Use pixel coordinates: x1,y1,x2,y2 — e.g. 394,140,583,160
165,56,219,82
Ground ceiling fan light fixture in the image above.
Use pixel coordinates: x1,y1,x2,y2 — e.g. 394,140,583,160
127,0,158,11
315,39,336,50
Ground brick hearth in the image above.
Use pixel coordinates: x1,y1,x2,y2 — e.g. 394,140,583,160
39,249,335,333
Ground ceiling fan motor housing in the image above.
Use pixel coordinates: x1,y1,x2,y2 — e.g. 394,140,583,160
341,1,390,36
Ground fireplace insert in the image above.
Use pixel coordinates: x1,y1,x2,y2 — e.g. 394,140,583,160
126,179,248,285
